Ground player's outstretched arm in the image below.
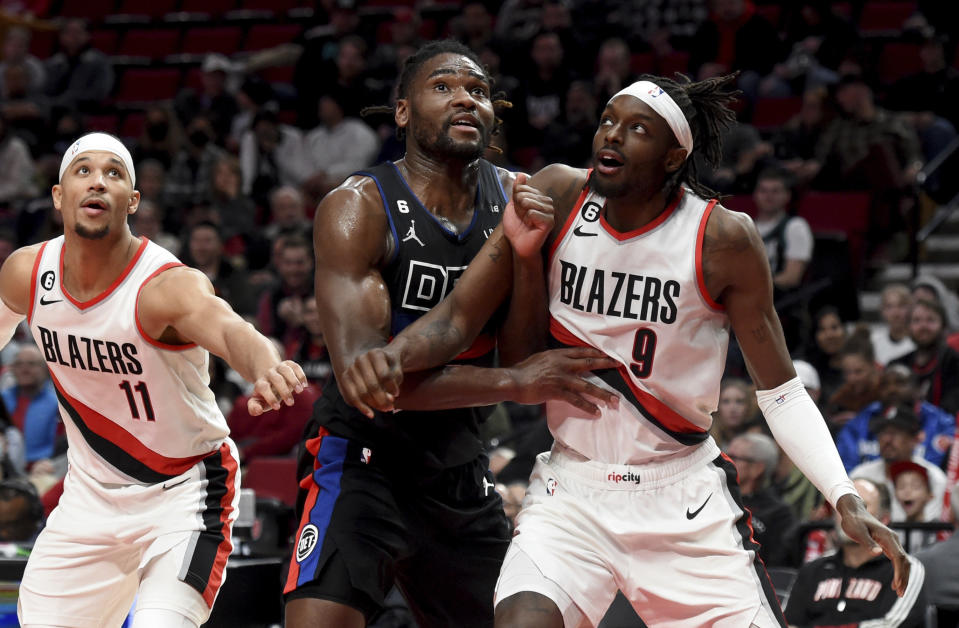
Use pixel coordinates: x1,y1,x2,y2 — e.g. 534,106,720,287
137,266,307,415
705,207,910,595
0,246,41,349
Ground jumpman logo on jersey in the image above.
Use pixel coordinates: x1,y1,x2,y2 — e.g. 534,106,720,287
482,476,495,496
403,220,425,247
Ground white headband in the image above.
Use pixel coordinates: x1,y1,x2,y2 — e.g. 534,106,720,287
58,133,136,187
611,80,693,157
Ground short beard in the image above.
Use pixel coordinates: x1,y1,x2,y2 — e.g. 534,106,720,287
589,174,631,199
412,120,489,162
75,223,109,240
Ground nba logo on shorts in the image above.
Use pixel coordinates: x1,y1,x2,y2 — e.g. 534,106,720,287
296,524,319,562
361,447,372,464
545,478,558,496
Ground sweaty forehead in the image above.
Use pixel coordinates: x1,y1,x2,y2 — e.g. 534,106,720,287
416,53,487,84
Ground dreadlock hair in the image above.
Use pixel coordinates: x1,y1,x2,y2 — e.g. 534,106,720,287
636,73,741,200
360,39,512,152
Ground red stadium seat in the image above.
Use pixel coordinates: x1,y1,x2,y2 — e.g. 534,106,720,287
114,0,179,19
117,28,181,58
183,66,204,91
89,29,119,55
755,4,781,28
630,52,655,75
243,456,299,507
238,0,307,10
659,51,690,77
751,97,802,130
180,26,243,55
878,42,923,83
858,2,916,34
178,0,238,14
120,111,147,139
114,68,182,103
244,24,303,50
85,114,120,134
798,191,871,276
27,29,57,58
259,65,295,85
58,0,117,20
723,194,758,218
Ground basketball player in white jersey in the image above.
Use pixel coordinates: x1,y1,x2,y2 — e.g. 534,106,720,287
340,75,911,627
0,132,308,628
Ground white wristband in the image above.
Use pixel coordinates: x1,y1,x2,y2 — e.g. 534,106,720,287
756,376,859,508
0,298,24,350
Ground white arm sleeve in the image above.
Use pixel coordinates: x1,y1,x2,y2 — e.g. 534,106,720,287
0,298,25,350
756,376,858,508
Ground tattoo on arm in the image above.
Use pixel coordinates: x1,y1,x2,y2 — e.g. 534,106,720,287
422,319,465,363
487,235,505,263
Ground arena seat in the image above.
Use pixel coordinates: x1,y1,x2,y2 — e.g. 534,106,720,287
89,29,119,55
243,456,299,507
57,0,117,20
113,0,180,20
858,2,917,35
180,25,243,55
116,28,181,58
120,111,147,139
244,24,303,51
878,42,923,84
85,114,120,134
178,0,238,15
752,97,802,131
114,68,182,103
722,194,758,218
659,51,690,77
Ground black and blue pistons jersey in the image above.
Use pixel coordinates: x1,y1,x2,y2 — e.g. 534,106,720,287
314,159,509,470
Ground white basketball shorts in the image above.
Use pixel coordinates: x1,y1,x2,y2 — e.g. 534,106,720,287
494,439,786,627
18,440,240,628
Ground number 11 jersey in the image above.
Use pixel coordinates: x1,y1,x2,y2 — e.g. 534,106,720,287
546,182,730,465
27,236,229,485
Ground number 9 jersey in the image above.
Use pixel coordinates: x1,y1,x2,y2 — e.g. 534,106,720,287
26,235,230,485
546,182,730,465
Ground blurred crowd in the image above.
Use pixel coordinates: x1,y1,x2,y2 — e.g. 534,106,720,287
0,0,958,622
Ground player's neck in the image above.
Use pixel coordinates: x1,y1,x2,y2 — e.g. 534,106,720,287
62,231,141,301
397,153,481,217
840,543,876,568
603,187,674,233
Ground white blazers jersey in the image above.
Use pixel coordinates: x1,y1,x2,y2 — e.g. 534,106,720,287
27,236,229,484
547,183,729,464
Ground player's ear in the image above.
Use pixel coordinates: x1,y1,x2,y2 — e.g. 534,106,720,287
664,146,687,174
127,190,140,215
395,98,409,129
51,184,62,212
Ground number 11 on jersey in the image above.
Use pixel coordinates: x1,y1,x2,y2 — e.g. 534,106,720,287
119,380,155,421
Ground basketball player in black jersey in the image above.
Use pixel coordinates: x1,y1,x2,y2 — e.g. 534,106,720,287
283,40,618,628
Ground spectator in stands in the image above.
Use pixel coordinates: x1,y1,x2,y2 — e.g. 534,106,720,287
890,460,939,552
709,377,758,450
228,74,274,152
0,60,48,153
912,274,959,344
508,30,571,164
851,404,946,522
726,433,796,567
284,293,331,387
0,346,59,468
239,108,306,210
699,120,774,194
784,478,927,627
539,80,599,170
302,87,379,202
801,305,848,406
256,233,313,349
837,364,955,472
208,153,256,245
0,26,45,98
494,0,548,43
0,111,37,207
872,283,916,365
129,199,179,256
263,185,310,243
133,105,181,170
163,113,226,215
916,481,959,625
777,0,859,93
825,326,881,429
689,0,787,102
592,37,636,112
772,85,834,168
752,167,813,351
182,221,258,318
43,18,113,114
0,477,43,543
893,298,959,415
887,30,959,131
0,396,26,478
452,1,497,54
174,53,238,148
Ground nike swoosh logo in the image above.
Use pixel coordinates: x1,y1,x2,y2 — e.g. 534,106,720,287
39,296,63,305
573,226,597,237
686,492,713,519
162,477,189,491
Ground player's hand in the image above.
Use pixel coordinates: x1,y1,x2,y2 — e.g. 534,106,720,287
341,348,403,419
248,359,309,416
836,493,911,596
507,347,621,415
504,173,554,260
